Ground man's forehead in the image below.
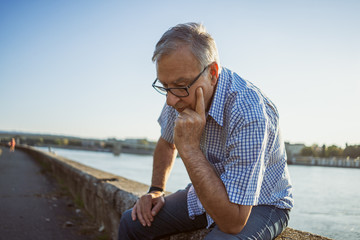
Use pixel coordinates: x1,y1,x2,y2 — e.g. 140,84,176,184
157,74,192,85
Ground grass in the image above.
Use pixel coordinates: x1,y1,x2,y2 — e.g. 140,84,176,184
74,195,85,208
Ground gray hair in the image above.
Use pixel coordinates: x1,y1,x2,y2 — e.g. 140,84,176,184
152,22,220,71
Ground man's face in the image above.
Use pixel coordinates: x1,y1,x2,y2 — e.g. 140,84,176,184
156,46,217,113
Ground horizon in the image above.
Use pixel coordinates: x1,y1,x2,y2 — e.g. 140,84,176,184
1,1,359,148
0,129,356,148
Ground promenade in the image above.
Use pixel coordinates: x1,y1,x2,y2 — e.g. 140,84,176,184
0,146,99,240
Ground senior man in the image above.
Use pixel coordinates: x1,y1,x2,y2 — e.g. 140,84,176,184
118,22,293,240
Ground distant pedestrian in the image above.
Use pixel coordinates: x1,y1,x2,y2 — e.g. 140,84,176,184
9,138,16,152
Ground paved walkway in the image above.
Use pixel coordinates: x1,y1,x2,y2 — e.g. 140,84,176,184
0,146,98,240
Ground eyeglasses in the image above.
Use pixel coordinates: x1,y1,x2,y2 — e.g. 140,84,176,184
152,66,208,97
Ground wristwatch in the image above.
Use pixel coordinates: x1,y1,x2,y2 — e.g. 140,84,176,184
148,186,164,195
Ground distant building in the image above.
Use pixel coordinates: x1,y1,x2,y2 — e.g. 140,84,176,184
122,138,156,155
80,139,106,149
285,142,305,161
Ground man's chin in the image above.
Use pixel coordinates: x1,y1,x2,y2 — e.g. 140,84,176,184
174,105,194,112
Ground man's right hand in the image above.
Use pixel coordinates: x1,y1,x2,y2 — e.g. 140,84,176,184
131,191,165,227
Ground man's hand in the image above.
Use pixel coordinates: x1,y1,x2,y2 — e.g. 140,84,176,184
131,191,165,227
174,87,206,157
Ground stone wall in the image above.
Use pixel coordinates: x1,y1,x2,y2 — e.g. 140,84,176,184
18,145,331,240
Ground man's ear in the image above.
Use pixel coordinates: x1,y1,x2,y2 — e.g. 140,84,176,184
210,62,219,84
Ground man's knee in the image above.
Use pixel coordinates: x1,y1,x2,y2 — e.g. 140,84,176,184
119,209,132,228
118,209,138,240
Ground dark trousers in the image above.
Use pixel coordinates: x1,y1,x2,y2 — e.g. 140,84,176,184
118,186,289,240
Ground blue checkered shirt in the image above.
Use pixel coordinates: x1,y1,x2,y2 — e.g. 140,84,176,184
158,67,294,227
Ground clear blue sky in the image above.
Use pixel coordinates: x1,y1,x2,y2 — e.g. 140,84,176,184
1,0,359,147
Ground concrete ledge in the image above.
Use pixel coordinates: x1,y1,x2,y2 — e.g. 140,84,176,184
163,227,331,240
17,145,332,240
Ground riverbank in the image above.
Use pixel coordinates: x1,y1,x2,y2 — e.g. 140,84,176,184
289,156,360,168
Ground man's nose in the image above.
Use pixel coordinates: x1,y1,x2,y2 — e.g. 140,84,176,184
166,91,180,107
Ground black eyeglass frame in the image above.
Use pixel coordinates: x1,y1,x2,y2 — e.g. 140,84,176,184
152,65,209,97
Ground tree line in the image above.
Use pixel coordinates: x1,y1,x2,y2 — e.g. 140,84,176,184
301,144,360,158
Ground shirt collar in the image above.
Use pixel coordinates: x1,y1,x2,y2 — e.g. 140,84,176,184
208,67,229,127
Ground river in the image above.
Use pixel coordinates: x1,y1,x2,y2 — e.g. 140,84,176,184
36,147,360,240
